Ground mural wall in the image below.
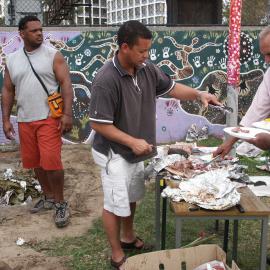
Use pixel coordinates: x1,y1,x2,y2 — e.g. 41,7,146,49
0,27,266,144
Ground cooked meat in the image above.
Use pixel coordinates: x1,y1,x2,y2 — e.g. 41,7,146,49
232,127,249,133
168,143,193,157
169,160,193,171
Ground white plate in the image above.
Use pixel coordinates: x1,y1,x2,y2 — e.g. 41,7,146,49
223,127,270,140
252,120,270,131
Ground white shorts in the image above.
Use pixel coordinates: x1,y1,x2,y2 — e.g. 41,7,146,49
92,148,145,217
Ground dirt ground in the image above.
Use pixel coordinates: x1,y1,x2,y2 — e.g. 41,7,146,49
0,144,103,270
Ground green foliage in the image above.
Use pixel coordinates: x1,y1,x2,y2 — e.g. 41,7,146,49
223,0,267,25
238,155,270,176
261,150,270,157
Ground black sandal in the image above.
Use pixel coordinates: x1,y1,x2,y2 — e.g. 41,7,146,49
120,236,153,251
110,255,126,269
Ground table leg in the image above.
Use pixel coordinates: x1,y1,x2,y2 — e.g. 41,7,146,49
232,220,238,262
260,217,268,270
215,220,219,232
175,217,182,248
155,174,161,250
161,197,167,250
223,220,229,253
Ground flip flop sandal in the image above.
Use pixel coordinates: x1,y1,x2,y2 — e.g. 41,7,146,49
120,236,153,251
110,255,126,270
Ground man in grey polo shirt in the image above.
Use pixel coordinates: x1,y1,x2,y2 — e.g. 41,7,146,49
89,20,221,269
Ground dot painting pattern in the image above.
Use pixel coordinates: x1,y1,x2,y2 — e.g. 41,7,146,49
227,0,243,85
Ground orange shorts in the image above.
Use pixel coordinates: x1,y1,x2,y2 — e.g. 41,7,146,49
18,117,63,170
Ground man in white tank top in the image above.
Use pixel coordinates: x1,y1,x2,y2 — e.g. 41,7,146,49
1,16,73,228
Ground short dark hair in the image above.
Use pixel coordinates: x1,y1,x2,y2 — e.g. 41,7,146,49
117,20,152,48
18,15,40,31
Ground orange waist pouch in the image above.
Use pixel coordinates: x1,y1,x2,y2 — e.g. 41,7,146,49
47,92,63,118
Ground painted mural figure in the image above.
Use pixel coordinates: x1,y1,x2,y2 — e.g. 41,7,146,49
214,26,270,157
89,20,221,270
81,35,118,71
48,36,85,52
157,36,222,80
1,16,73,228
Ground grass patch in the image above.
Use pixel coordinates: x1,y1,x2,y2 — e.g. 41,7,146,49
197,136,223,147
34,137,270,269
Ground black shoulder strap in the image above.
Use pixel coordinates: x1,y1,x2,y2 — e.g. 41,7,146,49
23,48,49,96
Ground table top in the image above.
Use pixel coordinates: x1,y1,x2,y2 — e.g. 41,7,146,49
170,187,270,217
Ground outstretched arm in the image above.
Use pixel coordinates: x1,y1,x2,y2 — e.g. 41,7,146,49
169,82,222,107
213,136,239,158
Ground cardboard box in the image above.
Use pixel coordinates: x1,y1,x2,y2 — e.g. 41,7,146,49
124,244,240,270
